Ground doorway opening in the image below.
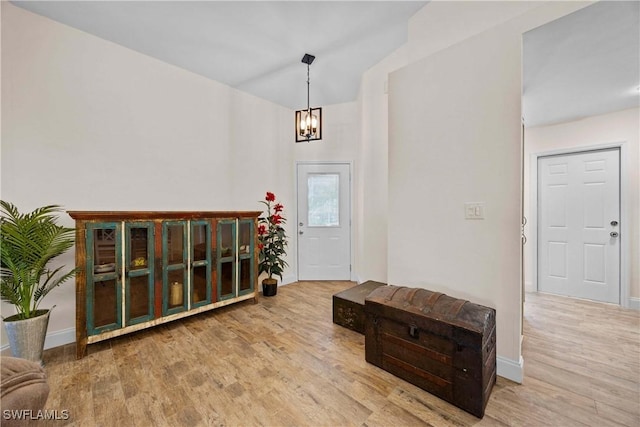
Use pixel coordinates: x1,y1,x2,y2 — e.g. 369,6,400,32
530,146,625,305
522,1,636,310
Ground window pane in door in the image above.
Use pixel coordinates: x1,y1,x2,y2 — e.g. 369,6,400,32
168,270,184,308
129,275,150,319
167,225,184,265
220,262,233,296
220,223,233,258
192,265,207,303
93,228,116,272
308,173,339,227
239,222,252,255
192,224,207,262
239,258,251,292
129,227,149,270
94,279,117,328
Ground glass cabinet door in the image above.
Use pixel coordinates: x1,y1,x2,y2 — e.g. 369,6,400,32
217,220,236,300
238,219,254,295
86,222,122,335
163,221,187,315
125,222,154,325
190,220,211,307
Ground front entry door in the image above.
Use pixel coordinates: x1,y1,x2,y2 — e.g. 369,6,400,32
297,163,351,280
538,148,620,303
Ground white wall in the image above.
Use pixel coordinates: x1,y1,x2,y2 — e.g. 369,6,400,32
0,3,287,348
1,2,363,350
356,46,409,283
389,21,524,378
386,1,591,383
524,108,640,303
407,1,541,63
354,1,593,287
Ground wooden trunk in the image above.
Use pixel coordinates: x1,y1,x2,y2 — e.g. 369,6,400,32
332,281,386,334
364,285,496,418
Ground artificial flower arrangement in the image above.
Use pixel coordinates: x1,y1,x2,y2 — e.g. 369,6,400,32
258,192,289,283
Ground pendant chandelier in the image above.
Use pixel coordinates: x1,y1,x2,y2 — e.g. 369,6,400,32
295,53,322,142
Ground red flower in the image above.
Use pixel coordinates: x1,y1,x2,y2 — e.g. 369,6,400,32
258,190,288,280
270,214,282,225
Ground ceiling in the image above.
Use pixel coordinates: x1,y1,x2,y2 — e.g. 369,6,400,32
523,1,640,127
10,1,640,126
11,1,427,110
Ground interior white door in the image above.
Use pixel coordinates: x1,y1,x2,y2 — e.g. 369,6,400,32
297,163,351,280
538,149,620,303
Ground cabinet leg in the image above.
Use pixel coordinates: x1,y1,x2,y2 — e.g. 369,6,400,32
76,338,87,359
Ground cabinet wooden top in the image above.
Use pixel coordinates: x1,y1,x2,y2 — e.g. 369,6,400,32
67,211,262,221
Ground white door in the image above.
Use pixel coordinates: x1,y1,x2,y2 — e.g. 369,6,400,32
538,149,620,303
297,163,351,280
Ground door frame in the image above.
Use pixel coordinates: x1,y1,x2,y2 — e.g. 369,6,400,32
529,141,630,307
295,160,355,282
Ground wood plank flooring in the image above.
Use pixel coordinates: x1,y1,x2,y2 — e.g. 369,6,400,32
39,281,639,426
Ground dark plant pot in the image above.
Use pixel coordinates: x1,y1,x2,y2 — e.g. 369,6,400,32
262,278,278,297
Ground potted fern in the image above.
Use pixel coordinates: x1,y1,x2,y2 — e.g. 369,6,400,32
1,201,76,365
257,192,288,296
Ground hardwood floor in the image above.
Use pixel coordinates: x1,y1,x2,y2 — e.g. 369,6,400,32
40,281,639,426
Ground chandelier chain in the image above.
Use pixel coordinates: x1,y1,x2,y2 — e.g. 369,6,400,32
306,63,311,112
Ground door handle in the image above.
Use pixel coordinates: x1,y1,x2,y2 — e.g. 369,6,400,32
610,220,618,226
299,230,304,235
610,231,619,238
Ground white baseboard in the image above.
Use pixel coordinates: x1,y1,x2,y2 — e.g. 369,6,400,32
628,297,640,311
43,327,76,350
524,281,534,293
281,274,296,286
1,327,76,355
497,355,524,384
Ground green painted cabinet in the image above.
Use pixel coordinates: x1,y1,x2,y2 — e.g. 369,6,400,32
217,219,236,301
85,221,156,335
191,220,212,308
70,211,260,359
86,222,122,336
162,221,188,316
238,219,255,296
217,219,255,301
125,222,155,325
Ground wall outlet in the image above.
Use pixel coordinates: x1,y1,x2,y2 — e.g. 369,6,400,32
464,202,485,219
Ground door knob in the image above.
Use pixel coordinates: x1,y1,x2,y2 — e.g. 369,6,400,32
610,231,619,238
299,222,304,226
610,220,618,226
299,230,304,235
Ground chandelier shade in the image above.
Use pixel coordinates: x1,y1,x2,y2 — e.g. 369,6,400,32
295,53,322,142
295,107,322,142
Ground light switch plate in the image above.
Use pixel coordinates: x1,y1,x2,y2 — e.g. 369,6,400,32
464,202,485,219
